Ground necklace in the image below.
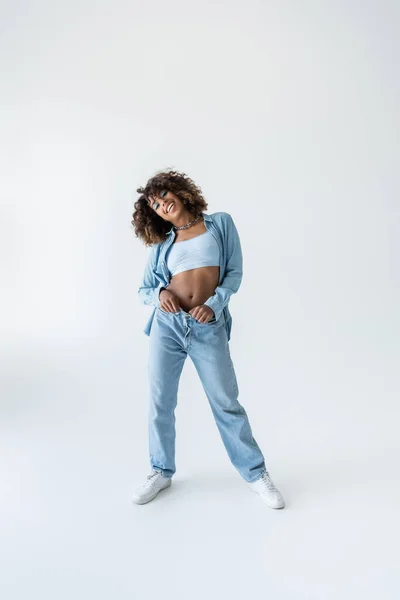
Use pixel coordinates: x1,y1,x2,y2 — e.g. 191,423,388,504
173,213,203,231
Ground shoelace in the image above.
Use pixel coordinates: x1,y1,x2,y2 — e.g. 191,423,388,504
143,471,163,488
260,471,278,491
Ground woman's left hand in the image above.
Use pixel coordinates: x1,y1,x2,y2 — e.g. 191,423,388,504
189,305,215,323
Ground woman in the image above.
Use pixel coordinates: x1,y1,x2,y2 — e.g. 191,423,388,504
131,169,285,509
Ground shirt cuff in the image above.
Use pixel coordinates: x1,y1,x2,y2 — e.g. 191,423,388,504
204,297,223,322
155,283,166,308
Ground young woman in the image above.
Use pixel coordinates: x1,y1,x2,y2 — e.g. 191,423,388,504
131,169,285,509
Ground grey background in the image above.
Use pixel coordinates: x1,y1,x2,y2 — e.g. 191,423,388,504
1,1,399,598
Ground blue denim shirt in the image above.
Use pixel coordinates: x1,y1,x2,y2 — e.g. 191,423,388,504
138,212,243,341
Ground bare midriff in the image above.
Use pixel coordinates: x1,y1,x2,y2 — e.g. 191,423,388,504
165,220,220,312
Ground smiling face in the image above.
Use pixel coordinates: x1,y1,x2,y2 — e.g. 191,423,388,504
147,190,186,223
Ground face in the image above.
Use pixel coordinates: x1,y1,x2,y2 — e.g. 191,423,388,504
147,190,184,222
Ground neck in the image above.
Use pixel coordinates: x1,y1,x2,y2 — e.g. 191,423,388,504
172,212,202,229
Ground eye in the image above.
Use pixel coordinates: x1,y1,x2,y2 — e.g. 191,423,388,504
160,190,167,198
148,195,159,210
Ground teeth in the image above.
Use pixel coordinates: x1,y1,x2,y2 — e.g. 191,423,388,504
167,202,174,213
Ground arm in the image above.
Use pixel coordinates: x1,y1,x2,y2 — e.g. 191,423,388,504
203,213,243,321
137,243,166,309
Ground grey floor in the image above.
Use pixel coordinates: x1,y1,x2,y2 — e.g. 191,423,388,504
2,339,399,600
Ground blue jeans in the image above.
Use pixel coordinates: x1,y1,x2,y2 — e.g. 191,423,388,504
147,306,267,482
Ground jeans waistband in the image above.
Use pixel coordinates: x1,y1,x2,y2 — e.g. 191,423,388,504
156,306,219,323
157,307,192,318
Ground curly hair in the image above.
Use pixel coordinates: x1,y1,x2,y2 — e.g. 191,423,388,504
132,169,208,246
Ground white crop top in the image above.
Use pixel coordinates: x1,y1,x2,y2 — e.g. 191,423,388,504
167,231,220,276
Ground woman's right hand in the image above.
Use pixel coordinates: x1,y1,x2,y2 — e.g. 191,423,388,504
159,288,181,313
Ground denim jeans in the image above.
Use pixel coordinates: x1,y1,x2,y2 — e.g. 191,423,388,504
147,306,267,482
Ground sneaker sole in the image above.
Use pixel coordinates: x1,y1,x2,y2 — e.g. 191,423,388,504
132,478,172,505
248,487,285,509
262,499,285,509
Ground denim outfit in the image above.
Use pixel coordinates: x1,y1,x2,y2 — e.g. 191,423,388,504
138,212,267,482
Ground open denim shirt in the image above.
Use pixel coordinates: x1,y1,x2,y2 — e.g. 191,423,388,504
138,211,243,342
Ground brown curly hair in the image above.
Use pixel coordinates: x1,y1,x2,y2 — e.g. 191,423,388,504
132,169,208,246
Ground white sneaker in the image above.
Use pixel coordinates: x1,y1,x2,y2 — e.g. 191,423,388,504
247,470,285,509
132,470,172,505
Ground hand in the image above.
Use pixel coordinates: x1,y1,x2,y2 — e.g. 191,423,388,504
159,288,181,313
189,304,215,323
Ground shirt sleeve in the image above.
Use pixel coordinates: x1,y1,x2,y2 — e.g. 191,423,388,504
137,243,165,309
204,213,243,321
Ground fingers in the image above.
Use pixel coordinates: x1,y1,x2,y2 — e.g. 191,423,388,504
189,306,213,323
200,313,212,323
189,307,201,320
161,303,212,320
197,310,208,323
161,300,180,313
160,291,181,313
